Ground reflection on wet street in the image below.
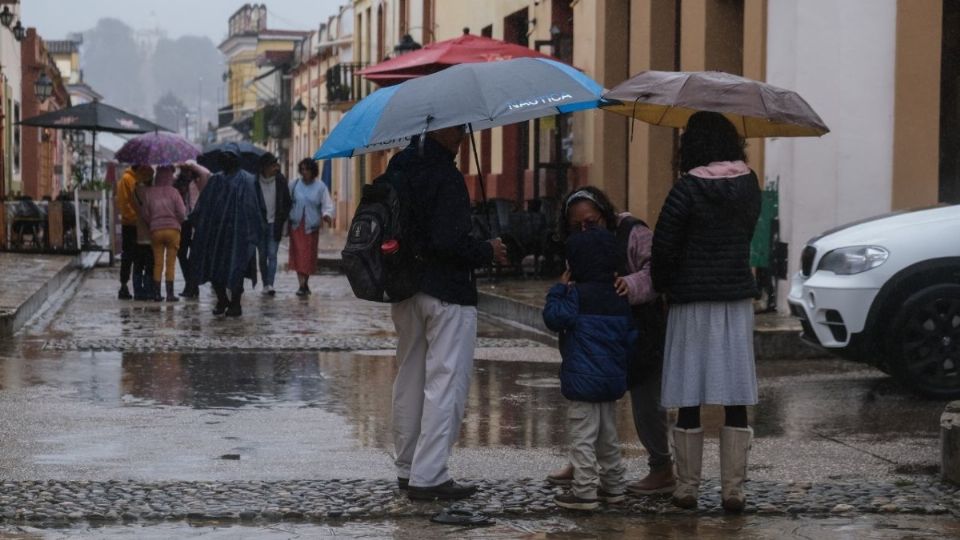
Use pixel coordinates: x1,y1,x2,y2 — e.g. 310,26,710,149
0,346,948,483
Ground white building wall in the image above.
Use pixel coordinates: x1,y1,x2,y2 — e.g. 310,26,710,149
765,0,897,309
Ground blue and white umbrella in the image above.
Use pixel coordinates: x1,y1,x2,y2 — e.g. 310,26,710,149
315,57,603,159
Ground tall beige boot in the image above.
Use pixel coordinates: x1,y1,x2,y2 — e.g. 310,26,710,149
720,426,753,513
670,426,703,509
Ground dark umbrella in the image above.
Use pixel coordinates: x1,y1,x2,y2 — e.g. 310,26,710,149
198,141,266,174
18,100,168,182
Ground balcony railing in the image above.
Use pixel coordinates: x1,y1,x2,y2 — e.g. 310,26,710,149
325,62,369,107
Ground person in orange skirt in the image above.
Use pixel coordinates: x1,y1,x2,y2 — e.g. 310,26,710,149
288,158,334,296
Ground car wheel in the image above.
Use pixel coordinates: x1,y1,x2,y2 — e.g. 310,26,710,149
889,284,960,399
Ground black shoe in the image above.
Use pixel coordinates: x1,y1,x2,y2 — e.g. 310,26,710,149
118,285,132,300
213,301,228,316
153,281,163,302
225,304,242,318
165,282,179,303
398,477,409,490
179,287,199,298
554,492,599,511
407,480,477,501
295,287,308,297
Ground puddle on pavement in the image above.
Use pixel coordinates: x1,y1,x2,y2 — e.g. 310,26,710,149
0,352,947,454
3,514,959,539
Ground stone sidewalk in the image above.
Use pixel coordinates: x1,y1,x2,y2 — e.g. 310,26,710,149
477,278,823,359
0,252,79,338
313,232,821,359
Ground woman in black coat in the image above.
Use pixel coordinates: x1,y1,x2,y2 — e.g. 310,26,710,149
651,111,761,513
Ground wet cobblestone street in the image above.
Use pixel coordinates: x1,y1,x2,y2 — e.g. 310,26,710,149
1,264,958,537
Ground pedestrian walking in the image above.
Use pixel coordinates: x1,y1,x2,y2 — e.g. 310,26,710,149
543,226,636,511
256,153,292,296
116,165,154,300
389,127,508,501
546,186,675,496
651,111,762,513
288,158,334,297
173,161,211,298
140,166,187,302
188,143,266,318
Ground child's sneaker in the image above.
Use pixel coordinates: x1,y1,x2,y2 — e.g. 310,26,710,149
597,489,625,504
554,492,599,511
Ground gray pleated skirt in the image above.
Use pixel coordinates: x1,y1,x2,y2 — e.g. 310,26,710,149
660,299,758,408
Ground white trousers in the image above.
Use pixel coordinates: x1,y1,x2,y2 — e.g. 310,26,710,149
568,400,626,499
391,292,477,487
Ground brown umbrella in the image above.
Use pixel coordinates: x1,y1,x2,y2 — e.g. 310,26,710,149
601,70,829,137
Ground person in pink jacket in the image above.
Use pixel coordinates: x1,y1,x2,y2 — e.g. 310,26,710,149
140,165,187,302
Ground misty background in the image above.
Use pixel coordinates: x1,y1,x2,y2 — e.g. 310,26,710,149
80,18,224,134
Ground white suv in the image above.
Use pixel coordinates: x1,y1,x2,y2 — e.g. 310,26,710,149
788,204,960,398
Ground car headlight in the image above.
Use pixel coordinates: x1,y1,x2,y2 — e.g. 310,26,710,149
817,246,889,275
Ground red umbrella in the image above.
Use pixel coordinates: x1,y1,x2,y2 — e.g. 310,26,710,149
359,33,560,86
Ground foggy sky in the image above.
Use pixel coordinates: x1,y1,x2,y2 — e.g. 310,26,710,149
22,0,342,44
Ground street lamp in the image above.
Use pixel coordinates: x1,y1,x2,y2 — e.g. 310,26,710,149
291,98,307,125
12,20,24,41
0,7,13,28
393,34,422,56
308,107,317,121
34,72,53,102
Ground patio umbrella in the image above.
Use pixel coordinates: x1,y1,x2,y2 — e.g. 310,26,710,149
600,70,829,137
359,33,560,86
315,57,603,159
18,100,168,181
114,132,200,166
198,141,266,174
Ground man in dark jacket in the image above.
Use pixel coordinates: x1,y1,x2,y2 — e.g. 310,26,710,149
255,152,292,296
389,126,508,501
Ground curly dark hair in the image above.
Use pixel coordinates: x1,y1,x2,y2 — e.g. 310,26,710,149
677,111,747,173
298,157,319,179
557,186,619,240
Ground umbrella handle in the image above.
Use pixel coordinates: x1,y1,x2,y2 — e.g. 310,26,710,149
467,123,492,239
629,97,641,143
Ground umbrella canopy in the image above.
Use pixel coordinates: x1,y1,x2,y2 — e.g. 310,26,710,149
18,100,167,134
316,57,602,159
114,132,200,166
198,141,266,174
359,33,560,86
601,70,829,137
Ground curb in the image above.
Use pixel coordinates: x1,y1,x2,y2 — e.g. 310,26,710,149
477,290,825,361
0,257,79,338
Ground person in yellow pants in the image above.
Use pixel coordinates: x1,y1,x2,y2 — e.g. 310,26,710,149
139,166,187,301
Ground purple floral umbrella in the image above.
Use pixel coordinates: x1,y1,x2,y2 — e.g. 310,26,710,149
115,132,200,166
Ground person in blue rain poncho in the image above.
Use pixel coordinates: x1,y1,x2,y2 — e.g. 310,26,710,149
187,143,266,317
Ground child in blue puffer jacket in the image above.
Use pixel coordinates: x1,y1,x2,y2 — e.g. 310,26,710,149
543,226,638,511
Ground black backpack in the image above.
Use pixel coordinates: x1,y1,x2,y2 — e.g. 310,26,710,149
616,216,668,384
341,167,422,302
